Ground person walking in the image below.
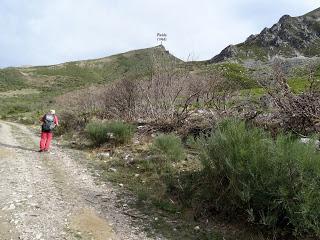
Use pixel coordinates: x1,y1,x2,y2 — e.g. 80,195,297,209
39,110,59,152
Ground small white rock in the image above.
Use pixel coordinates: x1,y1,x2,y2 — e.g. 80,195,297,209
8,204,15,210
108,168,117,172
36,233,43,239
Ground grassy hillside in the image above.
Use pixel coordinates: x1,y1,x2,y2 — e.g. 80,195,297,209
0,45,180,119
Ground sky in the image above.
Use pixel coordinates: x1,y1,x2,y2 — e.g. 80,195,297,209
0,0,319,67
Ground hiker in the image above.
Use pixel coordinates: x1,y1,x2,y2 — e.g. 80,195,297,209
39,110,59,152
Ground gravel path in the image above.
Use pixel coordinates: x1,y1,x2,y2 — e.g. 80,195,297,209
0,121,157,240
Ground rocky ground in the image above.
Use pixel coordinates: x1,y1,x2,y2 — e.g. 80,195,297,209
0,121,161,240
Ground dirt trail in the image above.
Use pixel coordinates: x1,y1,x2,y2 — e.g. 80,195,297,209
0,121,157,240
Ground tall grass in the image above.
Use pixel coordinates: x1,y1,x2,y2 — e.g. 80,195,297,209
196,119,320,236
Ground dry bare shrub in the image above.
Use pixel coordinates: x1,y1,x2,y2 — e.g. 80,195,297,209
260,60,320,134
137,54,195,127
55,86,107,133
102,53,206,129
56,86,106,114
102,78,140,121
189,71,235,114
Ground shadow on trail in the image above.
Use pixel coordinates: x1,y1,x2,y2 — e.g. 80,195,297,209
0,142,37,152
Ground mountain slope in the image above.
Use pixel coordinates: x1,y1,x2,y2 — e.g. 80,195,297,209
0,45,181,118
15,45,180,91
210,7,320,63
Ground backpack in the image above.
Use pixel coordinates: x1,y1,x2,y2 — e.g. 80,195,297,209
42,114,55,132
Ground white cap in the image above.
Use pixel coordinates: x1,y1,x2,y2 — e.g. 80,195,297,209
50,110,56,114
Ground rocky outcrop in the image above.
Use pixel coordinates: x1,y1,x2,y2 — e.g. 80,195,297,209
210,7,320,63
210,45,238,62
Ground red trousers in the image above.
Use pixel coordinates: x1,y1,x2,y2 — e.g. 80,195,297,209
40,132,53,150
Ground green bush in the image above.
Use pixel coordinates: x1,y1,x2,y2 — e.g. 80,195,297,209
152,134,185,162
196,119,320,236
85,121,135,146
105,121,135,144
85,122,110,146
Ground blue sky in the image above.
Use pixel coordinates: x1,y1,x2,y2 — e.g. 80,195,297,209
0,0,319,67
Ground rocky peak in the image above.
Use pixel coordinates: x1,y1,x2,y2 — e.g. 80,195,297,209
210,7,320,63
279,14,291,23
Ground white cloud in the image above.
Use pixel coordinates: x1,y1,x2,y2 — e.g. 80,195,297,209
0,0,319,67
